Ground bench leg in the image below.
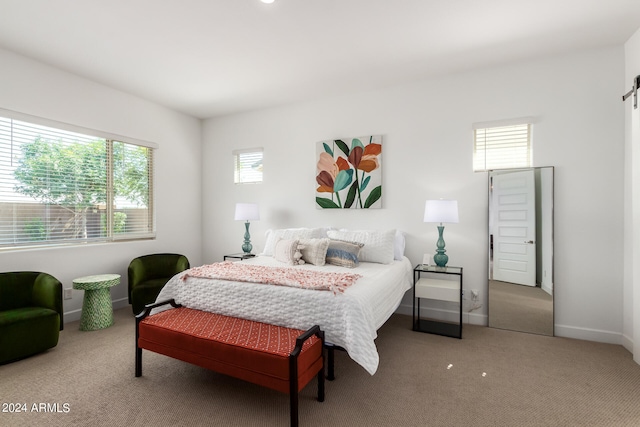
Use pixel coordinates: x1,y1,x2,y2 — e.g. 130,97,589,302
289,354,299,427
317,364,325,402
290,387,299,427
135,346,142,377
326,345,335,381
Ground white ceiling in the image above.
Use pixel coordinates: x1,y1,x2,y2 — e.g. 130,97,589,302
1,0,639,119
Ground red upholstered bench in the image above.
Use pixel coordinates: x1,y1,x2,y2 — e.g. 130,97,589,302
135,299,324,427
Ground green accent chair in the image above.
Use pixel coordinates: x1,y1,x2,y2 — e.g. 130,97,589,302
128,253,190,315
0,272,63,364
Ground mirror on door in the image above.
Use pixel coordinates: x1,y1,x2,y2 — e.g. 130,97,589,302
488,167,554,336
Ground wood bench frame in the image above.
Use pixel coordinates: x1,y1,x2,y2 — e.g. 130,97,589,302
135,299,325,427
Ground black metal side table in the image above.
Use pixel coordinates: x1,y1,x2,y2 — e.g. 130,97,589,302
223,253,256,261
412,264,463,339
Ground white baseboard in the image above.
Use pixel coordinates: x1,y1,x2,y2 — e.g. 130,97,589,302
397,303,629,347
62,299,631,351
621,333,634,353
395,303,486,326
64,308,82,323
554,324,624,345
63,297,129,324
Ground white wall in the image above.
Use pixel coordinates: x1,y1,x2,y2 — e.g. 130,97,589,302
203,46,625,343
0,48,203,322
624,28,640,362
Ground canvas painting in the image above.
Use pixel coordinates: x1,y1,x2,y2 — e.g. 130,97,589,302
315,135,382,209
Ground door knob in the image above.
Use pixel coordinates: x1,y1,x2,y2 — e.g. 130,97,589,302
525,240,535,244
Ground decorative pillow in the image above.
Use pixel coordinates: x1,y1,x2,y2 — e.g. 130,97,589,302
325,239,363,268
274,239,305,265
394,230,406,261
261,228,326,256
327,229,395,264
299,238,330,266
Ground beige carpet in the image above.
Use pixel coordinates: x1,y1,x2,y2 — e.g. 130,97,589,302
2,308,640,426
489,280,554,336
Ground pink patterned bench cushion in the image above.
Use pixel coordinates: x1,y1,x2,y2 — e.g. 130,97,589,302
138,307,323,393
141,307,318,356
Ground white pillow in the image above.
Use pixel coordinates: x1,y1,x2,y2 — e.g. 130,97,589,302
261,228,326,256
299,238,330,266
394,230,406,261
273,238,305,265
326,229,396,264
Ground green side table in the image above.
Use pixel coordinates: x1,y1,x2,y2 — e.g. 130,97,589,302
72,274,120,331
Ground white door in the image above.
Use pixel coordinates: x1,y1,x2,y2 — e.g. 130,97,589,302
491,170,536,286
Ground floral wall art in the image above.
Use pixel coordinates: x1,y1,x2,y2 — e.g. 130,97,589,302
315,135,382,209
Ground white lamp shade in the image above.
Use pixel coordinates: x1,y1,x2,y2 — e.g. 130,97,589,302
234,203,260,221
424,199,459,223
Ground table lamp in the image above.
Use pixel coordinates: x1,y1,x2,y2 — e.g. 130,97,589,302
234,203,260,254
424,199,459,267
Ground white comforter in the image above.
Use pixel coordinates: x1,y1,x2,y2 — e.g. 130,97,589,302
153,255,413,375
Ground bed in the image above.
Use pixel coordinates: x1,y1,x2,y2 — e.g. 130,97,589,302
152,228,413,375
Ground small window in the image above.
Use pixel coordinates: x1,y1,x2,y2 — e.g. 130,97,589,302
473,122,532,171
233,148,263,184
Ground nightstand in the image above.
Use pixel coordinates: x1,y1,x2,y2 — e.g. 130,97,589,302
413,264,463,339
223,253,256,261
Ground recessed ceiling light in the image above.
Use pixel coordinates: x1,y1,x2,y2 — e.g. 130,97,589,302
261,0,274,3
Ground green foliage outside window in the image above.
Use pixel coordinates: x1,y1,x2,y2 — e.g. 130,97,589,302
4,127,152,245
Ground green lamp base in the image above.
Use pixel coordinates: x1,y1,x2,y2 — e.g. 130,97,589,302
241,221,253,254
433,224,449,267
433,252,449,267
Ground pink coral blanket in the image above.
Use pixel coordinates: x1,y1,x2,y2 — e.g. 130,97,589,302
181,261,362,294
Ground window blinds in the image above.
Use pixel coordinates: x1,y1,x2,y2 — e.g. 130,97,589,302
233,148,263,184
111,140,154,241
0,116,154,249
473,123,531,171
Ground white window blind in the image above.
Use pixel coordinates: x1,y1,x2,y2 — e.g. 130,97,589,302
233,148,263,184
473,123,532,171
0,116,154,249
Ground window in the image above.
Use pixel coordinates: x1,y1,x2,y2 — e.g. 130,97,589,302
233,148,263,184
473,121,532,171
0,112,155,249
